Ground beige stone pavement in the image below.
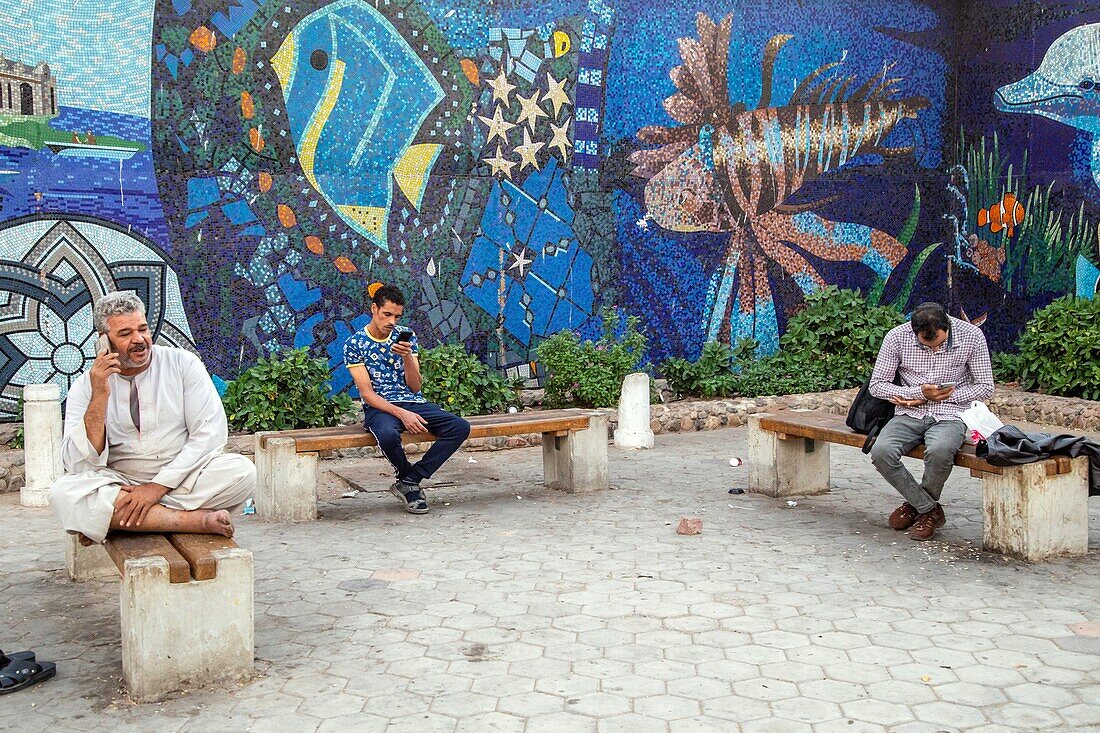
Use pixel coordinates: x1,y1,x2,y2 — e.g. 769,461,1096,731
2,425,1099,732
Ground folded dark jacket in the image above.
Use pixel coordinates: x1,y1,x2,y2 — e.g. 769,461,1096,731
977,425,1100,496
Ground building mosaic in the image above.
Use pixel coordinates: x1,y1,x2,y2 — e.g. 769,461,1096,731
0,0,1096,414
0,55,57,118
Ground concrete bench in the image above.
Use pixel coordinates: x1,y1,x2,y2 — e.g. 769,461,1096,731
748,410,1090,561
253,409,610,521
70,532,254,701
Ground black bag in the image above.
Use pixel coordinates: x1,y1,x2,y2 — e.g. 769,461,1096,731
846,373,899,454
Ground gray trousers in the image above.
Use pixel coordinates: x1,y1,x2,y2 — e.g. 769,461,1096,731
870,415,967,514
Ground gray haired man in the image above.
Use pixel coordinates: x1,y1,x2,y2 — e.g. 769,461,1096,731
50,292,255,544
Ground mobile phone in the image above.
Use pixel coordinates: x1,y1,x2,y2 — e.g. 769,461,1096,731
938,381,956,389
395,330,413,343
96,334,112,354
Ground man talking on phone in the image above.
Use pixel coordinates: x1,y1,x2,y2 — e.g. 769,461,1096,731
867,302,994,541
344,284,470,514
49,292,255,544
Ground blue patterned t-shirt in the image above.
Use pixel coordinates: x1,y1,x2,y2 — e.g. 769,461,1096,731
343,327,425,404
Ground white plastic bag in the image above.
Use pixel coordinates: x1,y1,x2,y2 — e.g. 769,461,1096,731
958,401,1004,445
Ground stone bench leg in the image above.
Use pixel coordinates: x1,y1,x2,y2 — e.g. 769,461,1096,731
65,533,118,582
254,435,317,521
543,413,609,493
983,456,1089,561
122,547,254,702
747,413,831,497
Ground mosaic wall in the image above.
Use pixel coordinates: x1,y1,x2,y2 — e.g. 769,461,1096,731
0,0,1097,418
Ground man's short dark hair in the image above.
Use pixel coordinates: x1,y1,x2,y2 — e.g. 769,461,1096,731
911,302,950,339
372,284,405,308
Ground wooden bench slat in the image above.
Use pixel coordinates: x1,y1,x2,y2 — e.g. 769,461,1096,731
259,410,594,453
104,532,192,583
757,411,1018,476
165,533,239,581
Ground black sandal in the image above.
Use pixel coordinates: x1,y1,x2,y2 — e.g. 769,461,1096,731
0,650,35,667
0,655,55,695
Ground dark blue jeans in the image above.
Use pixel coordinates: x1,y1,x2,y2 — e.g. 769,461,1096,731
364,402,471,485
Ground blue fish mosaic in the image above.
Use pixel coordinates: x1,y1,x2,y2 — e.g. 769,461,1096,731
272,0,445,251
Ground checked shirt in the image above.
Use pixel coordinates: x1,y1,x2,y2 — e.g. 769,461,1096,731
869,316,994,421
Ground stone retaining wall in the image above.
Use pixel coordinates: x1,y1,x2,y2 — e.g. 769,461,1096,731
3,385,1097,492
0,450,24,495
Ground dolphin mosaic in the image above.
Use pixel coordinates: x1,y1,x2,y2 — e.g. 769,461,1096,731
996,23,1100,186
271,0,445,251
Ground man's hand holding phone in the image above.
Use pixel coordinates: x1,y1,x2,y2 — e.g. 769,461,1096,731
391,330,414,358
921,383,955,402
90,333,121,396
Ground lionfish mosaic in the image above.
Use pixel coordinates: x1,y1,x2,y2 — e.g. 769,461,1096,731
630,14,929,351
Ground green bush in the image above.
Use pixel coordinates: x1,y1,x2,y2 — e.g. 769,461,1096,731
777,286,904,390
1014,296,1100,400
420,344,520,416
734,350,834,397
659,288,901,398
222,348,354,432
991,352,1024,383
662,340,740,399
537,309,648,408
10,396,23,449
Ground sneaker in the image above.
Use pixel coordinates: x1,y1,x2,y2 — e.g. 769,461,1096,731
888,502,919,530
389,480,429,514
908,504,946,541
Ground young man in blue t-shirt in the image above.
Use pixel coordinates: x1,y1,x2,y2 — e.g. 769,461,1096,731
344,284,471,513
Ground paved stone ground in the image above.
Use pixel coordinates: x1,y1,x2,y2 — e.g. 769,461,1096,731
3,426,1099,732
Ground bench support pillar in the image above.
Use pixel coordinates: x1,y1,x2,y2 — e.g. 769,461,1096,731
543,413,609,493
747,413,831,497
121,548,254,702
254,435,317,521
65,533,118,582
982,456,1089,561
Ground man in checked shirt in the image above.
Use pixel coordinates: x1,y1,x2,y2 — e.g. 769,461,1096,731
868,302,994,541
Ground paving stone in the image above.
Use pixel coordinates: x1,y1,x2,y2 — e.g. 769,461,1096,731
596,713,669,733
769,696,841,724
936,681,1008,707
842,698,917,727
741,717,813,733
633,694,700,721
497,690,566,717
1003,681,1078,707
913,700,990,728
987,703,1066,729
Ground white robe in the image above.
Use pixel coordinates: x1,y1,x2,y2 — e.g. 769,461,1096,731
50,345,255,542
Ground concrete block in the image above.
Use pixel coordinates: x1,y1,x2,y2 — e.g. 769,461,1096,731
65,533,118,582
614,373,654,450
21,383,62,508
253,435,317,522
983,456,1089,561
543,412,609,493
121,547,254,701
747,413,831,497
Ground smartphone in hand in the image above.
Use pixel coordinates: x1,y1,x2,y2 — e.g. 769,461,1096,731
395,330,414,343
937,381,956,389
96,334,112,355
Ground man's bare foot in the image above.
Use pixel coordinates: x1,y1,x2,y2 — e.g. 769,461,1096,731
77,533,94,547
199,509,234,538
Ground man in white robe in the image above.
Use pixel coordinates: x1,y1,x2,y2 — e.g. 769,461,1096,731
50,292,255,543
